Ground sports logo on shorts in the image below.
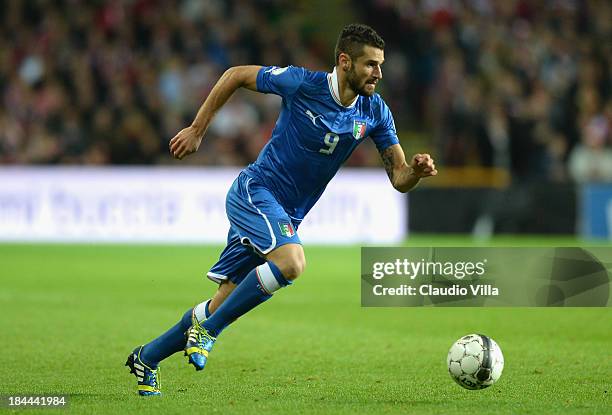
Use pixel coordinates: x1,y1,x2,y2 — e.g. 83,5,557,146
352,120,367,140
278,221,295,237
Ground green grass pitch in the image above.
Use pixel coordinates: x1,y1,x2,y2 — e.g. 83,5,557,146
1,237,610,414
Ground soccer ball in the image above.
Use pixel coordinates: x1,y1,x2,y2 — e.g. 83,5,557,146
447,334,504,390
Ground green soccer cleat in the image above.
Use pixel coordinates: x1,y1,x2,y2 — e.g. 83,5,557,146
125,346,161,396
184,311,216,371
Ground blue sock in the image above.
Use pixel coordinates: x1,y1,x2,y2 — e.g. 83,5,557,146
140,308,193,368
203,261,290,337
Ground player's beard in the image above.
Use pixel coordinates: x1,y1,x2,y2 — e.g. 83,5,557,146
346,66,375,97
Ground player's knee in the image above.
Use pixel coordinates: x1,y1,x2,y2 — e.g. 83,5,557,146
284,257,306,280
267,244,306,281
276,254,306,280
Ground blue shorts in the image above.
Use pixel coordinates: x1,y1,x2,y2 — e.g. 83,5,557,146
207,172,302,284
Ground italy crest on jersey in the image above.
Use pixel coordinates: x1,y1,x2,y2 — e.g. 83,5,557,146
278,221,295,237
352,120,367,140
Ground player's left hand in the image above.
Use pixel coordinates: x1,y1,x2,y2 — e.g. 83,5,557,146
410,153,438,178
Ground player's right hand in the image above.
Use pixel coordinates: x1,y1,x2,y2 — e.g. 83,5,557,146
169,126,203,160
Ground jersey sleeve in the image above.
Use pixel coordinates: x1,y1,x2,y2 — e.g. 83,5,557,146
370,99,400,152
256,66,306,97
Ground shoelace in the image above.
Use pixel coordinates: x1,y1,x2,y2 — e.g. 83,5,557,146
188,319,214,348
194,327,213,349
146,366,161,390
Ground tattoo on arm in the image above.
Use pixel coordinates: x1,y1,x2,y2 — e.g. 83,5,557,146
381,147,395,182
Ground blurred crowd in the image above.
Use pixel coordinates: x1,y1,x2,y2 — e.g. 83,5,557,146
0,0,332,167
1,0,611,183
361,0,612,182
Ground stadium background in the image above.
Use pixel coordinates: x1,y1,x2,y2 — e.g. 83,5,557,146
1,1,610,414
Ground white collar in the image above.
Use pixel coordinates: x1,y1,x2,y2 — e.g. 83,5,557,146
328,67,358,108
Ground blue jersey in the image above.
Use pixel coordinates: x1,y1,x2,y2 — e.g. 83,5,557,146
243,65,399,220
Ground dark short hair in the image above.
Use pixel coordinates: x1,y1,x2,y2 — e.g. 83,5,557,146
335,23,385,64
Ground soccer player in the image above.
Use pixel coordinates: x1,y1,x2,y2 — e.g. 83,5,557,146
126,23,437,396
